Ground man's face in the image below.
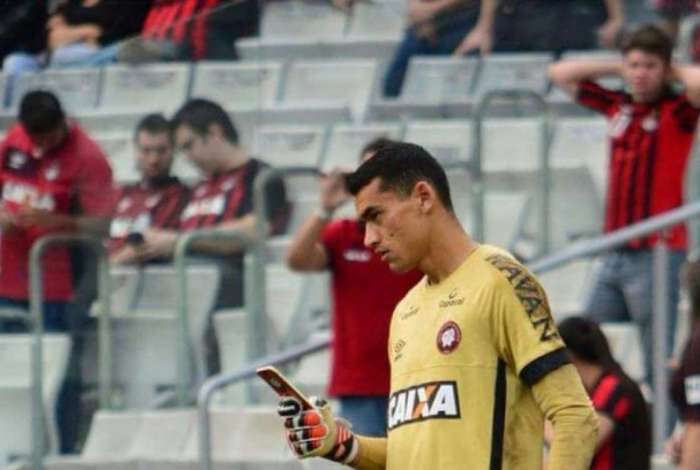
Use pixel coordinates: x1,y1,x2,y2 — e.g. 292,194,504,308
355,178,428,272
27,125,67,158
135,131,173,180
175,125,218,175
622,50,669,102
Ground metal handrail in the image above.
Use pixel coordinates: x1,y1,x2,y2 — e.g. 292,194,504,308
198,335,331,470
472,90,552,255
172,228,256,406
29,234,113,470
529,200,700,453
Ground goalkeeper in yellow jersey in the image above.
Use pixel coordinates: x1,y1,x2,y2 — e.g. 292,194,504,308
276,141,598,470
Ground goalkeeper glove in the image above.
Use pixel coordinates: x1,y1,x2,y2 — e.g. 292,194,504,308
277,395,358,464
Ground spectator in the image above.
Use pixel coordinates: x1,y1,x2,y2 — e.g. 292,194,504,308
117,0,260,63
454,0,624,55
0,0,49,65
108,113,190,265
0,90,115,453
285,137,422,436
669,257,700,469
554,316,651,470
2,0,150,73
548,25,700,390
137,98,288,372
653,0,699,41
381,0,481,97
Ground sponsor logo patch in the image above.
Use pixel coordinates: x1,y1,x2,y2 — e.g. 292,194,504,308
399,305,419,320
437,321,461,354
388,381,460,430
439,288,465,308
393,339,406,362
342,249,371,262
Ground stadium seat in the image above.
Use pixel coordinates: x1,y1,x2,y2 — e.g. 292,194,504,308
75,109,158,136
281,60,378,120
0,73,7,109
238,37,399,63
404,119,471,165
251,124,328,167
481,117,545,173
261,0,348,39
93,134,137,183
191,61,283,110
290,330,331,397
322,122,403,171
473,53,553,98
401,56,479,103
600,322,646,382
10,69,101,112
212,310,247,404
100,63,191,111
538,259,594,319
347,0,405,39
0,334,71,464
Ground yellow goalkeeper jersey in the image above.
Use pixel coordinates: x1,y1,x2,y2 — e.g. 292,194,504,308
386,245,568,470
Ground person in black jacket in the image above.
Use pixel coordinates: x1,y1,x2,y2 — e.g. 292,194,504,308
0,0,48,65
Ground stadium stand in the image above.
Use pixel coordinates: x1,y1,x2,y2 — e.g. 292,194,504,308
9,69,101,112
100,64,192,112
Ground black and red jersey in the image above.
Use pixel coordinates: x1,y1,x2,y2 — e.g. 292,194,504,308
576,80,700,250
180,158,288,234
108,177,190,254
590,369,651,470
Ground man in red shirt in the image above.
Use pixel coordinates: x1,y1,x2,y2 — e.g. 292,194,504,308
138,99,288,373
549,25,700,388
286,138,421,436
108,113,190,265
0,90,114,452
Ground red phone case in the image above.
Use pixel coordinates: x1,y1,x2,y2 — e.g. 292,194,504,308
256,366,314,410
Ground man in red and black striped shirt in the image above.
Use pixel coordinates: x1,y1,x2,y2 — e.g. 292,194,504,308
108,113,189,265
549,25,700,387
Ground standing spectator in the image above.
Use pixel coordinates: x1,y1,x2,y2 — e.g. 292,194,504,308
548,24,700,389
137,99,288,373
108,113,189,265
454,0,624,55
669,258,700,469
117,0,260,63
0,91,115,453
285,138,422,437
555,316,651,470
0,0,49,66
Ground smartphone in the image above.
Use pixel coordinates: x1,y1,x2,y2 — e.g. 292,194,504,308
256,366,314,411
125,232,145,246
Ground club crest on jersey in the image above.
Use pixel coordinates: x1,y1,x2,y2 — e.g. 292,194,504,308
437,321,461,354
8,150,28,169
387,381,460,430
44,163,59,181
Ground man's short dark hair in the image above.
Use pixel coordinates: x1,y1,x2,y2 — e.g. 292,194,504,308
171,98,239,144
558,316,617,368
360,137,397,159
622,24,673,64
346,141,454,213
18,90,66,135
134,113,173,144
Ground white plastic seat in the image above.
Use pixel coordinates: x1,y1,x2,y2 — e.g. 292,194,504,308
322,123,403,171
473,53,553,98
481,117,544,173
238,37,399,62
10,69,101,112
282,60,377,120
347,1,406,39
261,0,347,39
251,125,328,167
404,119,471,165
100,63,191,111
75,109,160,135
191,61,282,110
94,134,137,183
0,334,71,464
538,259,594,319
401,56,478,102
600,322,646,382
291,331,332,397
212,310,247,404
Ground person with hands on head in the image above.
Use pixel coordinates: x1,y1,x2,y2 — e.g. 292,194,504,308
278,141,598,470
549,24,700,393
286,138,421,437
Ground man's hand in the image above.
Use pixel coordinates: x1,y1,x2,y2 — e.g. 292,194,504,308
278,396,358,464
139,228,178,260
407,0,439,26
320,170,351,214
666,428,683,465
597,19,622,48
454,25,493,56
15,207,74,231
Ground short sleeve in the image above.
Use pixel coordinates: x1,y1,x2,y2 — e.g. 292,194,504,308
77,151,116,217
576,80,625,117
681,332,700,421
487,254,569,386
320,220,345,265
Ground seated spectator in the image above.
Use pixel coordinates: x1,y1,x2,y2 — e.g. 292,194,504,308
0,91,115,453
136,99,288,373
454,0,624,55
2,0,150,73
108,113,190,265
553,316,651,470
285,137,422,436
116,0,260,63
668,258,700,468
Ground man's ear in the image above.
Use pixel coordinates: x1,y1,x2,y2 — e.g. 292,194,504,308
413,181,435,214
207,123,223,141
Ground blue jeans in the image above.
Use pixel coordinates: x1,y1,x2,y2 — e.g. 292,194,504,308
584,249,686,385
382,6,479,97
338,396,389,437
0,298,83,454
